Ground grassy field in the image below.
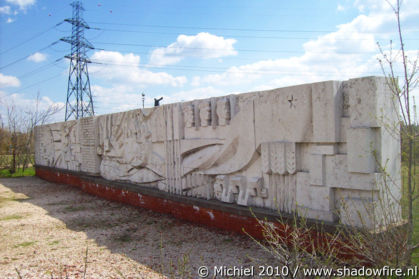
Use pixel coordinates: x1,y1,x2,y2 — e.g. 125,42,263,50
413,201,419,265
0,167,35,178
411,175,419,265
401,165,419,265
0,154,34,177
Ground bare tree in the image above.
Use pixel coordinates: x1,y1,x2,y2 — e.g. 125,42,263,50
20,92,62,172
6,103,21,174
377,0,418,264
1,92,62,174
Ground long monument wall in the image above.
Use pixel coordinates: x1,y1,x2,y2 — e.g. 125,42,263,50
35,77,401,229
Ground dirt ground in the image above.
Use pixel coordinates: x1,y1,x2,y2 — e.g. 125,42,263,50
0,177,272,279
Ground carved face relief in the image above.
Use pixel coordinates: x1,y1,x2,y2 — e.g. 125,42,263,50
198,101,211,127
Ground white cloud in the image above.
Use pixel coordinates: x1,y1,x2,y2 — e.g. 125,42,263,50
0,73,20,88
5,0,36,10
149,32,237,66
0,6,11,14
337,4,345,12
82,1,418,115
354,0,419,16
6,17,14,23
354,0,391,13
162,86,226,104
90,50,187,87
190,0,419,89
91,85,141,114
27,52,47,63
0,91,65,124
91,84,226,115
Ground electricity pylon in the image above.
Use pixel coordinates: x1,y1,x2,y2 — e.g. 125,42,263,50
61,0,94,121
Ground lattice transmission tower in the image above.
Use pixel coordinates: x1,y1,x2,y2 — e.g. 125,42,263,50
61,0,94,121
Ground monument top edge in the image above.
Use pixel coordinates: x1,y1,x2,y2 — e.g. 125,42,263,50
37,75,384,127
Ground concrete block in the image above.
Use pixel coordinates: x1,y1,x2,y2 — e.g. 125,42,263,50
309,154,325,186
311,144,336,155
254,83,313,144
346,76,398,128
312,80,342,142
347,127,378,173
296,172,334,220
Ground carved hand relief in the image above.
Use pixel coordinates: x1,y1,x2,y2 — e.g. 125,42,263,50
182,104,195,128
216,99,230,126
213,175,267,206
214,175,227,200
198,101,211,127
181,172,214,199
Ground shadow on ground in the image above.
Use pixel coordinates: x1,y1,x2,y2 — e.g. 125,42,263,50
0,177,271,278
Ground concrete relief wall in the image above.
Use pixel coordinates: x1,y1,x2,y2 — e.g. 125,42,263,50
34,77,401,228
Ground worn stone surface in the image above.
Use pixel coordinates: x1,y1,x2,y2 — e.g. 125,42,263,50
34,77,401,228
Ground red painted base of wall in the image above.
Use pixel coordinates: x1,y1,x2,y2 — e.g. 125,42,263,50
36,167,267,238
35,166,360,262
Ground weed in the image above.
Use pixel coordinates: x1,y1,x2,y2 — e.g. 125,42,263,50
0,214,23,221
63,205,86,212
48,240,60,246
14,241,36,248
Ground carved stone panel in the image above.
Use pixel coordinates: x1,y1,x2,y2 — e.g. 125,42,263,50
183,104,195,128
198,101,211,127
35,77,401,229
261,142,297,175
216,98,230,126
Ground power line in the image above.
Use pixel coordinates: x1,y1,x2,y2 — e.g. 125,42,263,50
90,21,419,34
8,73,63,94
92,27,419,41
17,58,64,79
0,41,60,70
89,60,383,76
92,41,379,55
89,22,338,33
0,22,64,56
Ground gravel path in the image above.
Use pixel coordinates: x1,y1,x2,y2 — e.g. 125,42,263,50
0,177,271,278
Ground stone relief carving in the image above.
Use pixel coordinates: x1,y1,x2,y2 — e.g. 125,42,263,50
216,98,230,126
182,104,195,128
261,142,296,175
96,109,165,185
35,77,401,228
198,101,211,127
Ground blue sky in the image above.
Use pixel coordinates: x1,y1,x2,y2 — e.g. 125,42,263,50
0,0,418,121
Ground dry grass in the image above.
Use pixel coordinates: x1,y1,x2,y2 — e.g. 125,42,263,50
0,177,270,278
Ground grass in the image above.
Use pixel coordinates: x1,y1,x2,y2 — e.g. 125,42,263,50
0,194,30,208
0,167,35,178
0,214,23,221
63,205,86,212
13,241,36,249
411,179,419,265
401,164,419,265
48,240,60,246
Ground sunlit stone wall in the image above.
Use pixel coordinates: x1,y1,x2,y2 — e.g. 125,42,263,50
35,77,401,228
